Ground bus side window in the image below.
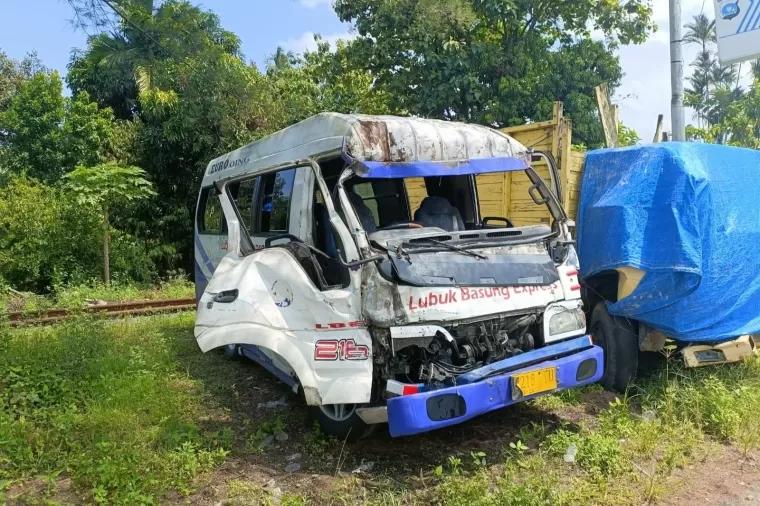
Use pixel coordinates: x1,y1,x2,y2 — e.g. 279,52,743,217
259,168,296,234
198,186,223,234
227,178,258,233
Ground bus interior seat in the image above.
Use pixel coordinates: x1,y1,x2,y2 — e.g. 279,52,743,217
414,196,465,231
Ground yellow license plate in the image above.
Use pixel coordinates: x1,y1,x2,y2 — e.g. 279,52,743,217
511,367,558,400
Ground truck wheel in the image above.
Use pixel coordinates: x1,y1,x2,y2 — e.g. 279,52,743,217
591,303,638,393
311,404,374,440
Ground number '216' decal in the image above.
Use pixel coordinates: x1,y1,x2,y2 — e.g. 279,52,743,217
315,339,370,361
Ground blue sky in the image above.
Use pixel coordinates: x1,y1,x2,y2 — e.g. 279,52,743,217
0,0,730,141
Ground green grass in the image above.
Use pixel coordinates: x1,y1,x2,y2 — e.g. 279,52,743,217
3,312,760,505
0,313,228,504
0,277,194,313
382,361,760,506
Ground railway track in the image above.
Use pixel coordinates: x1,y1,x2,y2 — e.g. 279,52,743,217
3,297,196,326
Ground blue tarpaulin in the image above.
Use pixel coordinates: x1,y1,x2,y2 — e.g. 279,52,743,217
577,143,760,342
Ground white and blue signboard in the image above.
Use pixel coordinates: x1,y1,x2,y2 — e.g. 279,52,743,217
714,0,760,65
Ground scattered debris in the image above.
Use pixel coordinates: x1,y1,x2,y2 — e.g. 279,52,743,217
85,299,109,306
352,461,375,474
285,462,301,473
286,453,302,462
275,432,289,442
564,443,577,464
263,479,283,503
271,487,282,505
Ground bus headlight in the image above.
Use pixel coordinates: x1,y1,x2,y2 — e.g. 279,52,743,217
544,302,586,343
549,309,585,335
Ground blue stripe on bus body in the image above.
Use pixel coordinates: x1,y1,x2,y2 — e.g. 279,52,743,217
194,233,216,273
194,259,209,301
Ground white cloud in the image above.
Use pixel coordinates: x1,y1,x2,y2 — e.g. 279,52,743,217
299,0,333,8
279,31,355,54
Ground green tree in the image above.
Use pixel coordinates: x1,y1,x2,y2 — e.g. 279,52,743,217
67,1,281,271
684,13,716,54
67,0,243,120
333,0,655,147
0,70,117,183
64,163,156,285
0,176,102,291
617,123,640,146
683,12,741,137
0,50,48,112
264,35,392,126
0,72,65,182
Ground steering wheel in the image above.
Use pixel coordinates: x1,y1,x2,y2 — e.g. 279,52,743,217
482,217,515,228
379,222,424,231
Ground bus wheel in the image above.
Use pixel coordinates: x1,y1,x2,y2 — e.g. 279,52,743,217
311,404,374,440
591,303,638,393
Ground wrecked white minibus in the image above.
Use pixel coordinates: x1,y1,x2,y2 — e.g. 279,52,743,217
193,113,602,438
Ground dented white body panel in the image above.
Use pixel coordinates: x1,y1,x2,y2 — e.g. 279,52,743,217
195,248,373,405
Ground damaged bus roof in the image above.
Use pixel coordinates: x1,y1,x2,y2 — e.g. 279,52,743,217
201,113,530,185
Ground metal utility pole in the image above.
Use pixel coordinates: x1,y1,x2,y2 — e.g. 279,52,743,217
669,0,686,141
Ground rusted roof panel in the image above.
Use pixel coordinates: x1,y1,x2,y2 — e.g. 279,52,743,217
202,113,529,185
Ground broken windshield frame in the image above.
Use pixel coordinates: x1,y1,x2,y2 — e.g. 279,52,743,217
400,237,489,260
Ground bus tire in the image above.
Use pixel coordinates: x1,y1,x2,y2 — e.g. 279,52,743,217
591,303,638,393
311,404,375,441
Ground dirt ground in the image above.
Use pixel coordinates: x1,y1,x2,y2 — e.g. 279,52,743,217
663,448,760,506
171,349,760,506
8,337,758,506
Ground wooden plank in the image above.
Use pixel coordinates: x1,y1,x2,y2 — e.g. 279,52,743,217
511,169,552,183
507,129,553,149
653,114,664,143
503,171,511,218
501,118,558,134
475,173,505,219
595,83,619,148
405,178,427,216
509,204,553,215
558,116,572,206
569,152,585,172
551,104,561,159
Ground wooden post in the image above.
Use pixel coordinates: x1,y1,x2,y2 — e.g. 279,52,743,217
595,84,620,148
653,114,664,143
103,207,110,286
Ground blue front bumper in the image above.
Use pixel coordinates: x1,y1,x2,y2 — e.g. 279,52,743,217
387,335,603,437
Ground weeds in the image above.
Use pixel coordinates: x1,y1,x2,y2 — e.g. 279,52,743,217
244,416,285,453
0,313,227,504
4,312,760,505
301,420,333,456
417,356,760,506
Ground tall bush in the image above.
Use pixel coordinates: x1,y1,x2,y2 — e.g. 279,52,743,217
0,176,155,292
